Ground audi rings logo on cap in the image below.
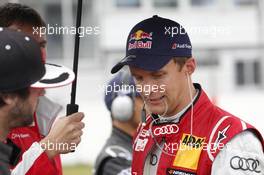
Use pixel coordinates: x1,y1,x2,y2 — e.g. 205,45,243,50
230,156,261,173
153,124,179,136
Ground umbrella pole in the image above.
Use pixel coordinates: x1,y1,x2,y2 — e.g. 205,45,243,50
67,0,83,115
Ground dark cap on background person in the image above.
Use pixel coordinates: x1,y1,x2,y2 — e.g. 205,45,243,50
0,27,45,91
0,27,75,92
111,15,192,74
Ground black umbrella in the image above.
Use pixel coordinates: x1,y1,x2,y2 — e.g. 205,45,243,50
67,0,83,115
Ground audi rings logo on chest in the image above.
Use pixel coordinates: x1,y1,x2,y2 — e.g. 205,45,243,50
153,124,179,136
230,156,261,173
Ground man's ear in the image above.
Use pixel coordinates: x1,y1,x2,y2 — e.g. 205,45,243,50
184,57,196,75
1,94,17,106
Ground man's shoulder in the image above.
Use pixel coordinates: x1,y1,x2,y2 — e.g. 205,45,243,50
207,106,249,130
94,140,132,175
206,113,263,161
97,138,132,163
8,126,39,138
8,126,41,151
212,130,264,174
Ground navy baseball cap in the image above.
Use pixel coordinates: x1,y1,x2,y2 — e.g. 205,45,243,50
104,71,140,111
111,15,192,74
0,27,75,92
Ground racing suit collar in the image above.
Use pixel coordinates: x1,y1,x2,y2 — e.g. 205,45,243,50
160,89,199,123
151,83,202,124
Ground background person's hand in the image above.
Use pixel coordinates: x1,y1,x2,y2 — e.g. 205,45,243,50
39,112,85,159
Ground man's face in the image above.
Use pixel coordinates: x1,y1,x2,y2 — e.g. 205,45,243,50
8,88,45,128
8,23,47,62
6,23,47,128
130,59,193,117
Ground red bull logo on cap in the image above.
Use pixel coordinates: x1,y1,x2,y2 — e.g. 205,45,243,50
129,30,153,41
128,30,152,50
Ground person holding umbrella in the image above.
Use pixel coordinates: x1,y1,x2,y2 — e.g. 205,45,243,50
0,3,85,175
0,28,84,175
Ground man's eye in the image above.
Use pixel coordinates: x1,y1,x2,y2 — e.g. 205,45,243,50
153,74,164,79
134,76,143,82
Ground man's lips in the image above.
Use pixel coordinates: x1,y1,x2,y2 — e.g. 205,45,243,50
147,95,165,105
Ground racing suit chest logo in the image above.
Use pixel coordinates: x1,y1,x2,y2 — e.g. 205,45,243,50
173,134,206,171
182,134,205,148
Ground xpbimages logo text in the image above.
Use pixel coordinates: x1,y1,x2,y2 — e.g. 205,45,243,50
32,24,100,37
164,25,230,38
101,82,166,96
40,140,77,152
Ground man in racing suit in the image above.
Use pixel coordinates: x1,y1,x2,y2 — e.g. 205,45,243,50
0,28,81,175
110,15,264,174
0,3,85,175
94,71,143,175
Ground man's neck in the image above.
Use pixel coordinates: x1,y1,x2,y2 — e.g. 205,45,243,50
0,110,9,142
166,85,197,117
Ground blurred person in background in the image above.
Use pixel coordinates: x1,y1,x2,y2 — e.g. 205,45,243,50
94,71,144,175
0,3,85,175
